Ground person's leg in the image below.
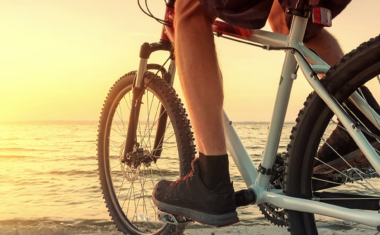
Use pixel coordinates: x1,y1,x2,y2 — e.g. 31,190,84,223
174,0,226,156
303,29,344,66
174,0,232,191
152,0,238,226
268,0,344,66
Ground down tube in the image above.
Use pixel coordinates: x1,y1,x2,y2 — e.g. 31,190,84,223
224,111,258,188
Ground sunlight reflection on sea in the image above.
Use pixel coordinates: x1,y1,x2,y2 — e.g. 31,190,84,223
0,122,295,233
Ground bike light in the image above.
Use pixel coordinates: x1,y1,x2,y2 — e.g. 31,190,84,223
312,7,332,27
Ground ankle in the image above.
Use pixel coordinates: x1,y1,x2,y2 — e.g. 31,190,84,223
198,152,230,190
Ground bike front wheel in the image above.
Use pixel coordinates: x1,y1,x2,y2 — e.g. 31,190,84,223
97,71,195,235
286,35,380,234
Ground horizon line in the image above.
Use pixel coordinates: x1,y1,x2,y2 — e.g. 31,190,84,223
0,120,297,124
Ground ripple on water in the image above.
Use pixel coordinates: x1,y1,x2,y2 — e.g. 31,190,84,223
0,123,303,227
0,155,31,159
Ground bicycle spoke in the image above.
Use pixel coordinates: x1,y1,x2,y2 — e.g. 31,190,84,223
358,87,380,132
314,157,374,192
111,125,124,137
153,162,164,179
118,170,126,198
321,137,380,195
111,171,123,182
146,91,157,151
162,132,175,146
133,167,146,225
126,179,134,219
136,167,146,227
312,177,351,187
146,167,158,221
131,178,138,223
139,108,168,142
142,167,148,225
149,145,176,153
149,119,172,154
141,91,151,150
343,102,380,143
123,96,131,112
109,147,124,153
330,119,380,155
110,164,121,170
117,104,127,135
99,75,190,233
281,39,380,232
147,97,162,152
137,117,148,151
121,179,135,209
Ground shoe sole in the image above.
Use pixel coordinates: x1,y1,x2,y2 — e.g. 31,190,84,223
152,197,239,227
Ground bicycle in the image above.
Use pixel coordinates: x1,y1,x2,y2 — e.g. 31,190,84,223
97,0,380,234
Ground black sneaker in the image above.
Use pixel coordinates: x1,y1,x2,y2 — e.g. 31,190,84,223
152,158,239,226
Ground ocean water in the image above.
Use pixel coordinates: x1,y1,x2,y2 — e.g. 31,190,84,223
0,122,295,234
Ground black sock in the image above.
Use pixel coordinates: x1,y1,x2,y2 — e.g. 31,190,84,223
198,152,230,190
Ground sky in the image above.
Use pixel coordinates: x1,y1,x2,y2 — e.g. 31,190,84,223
1,0,380,122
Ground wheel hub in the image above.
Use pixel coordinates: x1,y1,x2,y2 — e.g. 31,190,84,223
121,144,156,169
118,143,156,182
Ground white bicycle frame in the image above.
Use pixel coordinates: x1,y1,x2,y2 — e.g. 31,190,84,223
222,16,380,227
135,14,380,228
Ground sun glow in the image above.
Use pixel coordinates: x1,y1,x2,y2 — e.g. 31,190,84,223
1,0,379,122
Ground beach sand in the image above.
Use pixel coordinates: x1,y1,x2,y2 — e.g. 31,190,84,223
1,222,377,235
183,223,377,235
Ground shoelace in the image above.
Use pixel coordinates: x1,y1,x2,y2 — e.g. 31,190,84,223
170,159,198,186
170,171,194,186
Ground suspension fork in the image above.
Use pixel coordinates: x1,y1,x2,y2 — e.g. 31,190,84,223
152,56,176,157
124,41,173,158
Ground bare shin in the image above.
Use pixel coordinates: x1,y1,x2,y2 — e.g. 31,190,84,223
174,0,226,155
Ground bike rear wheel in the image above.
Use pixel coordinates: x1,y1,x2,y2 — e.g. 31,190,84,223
286,35,380,234
97,71,195,235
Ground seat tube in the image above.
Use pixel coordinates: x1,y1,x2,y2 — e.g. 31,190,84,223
256,16,308,189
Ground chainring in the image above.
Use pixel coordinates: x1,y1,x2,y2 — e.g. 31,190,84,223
258,153,288,227
258,203,288,227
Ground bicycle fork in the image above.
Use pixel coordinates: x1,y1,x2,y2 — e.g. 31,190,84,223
124,41,174,159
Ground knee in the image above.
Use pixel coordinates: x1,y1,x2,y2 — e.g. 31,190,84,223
268,18,288,34
174,0,215,28
268,0,289,35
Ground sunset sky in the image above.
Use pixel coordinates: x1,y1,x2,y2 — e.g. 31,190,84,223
1,0,380,122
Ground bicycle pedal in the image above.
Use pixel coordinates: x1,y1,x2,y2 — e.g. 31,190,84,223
157,209,193,225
